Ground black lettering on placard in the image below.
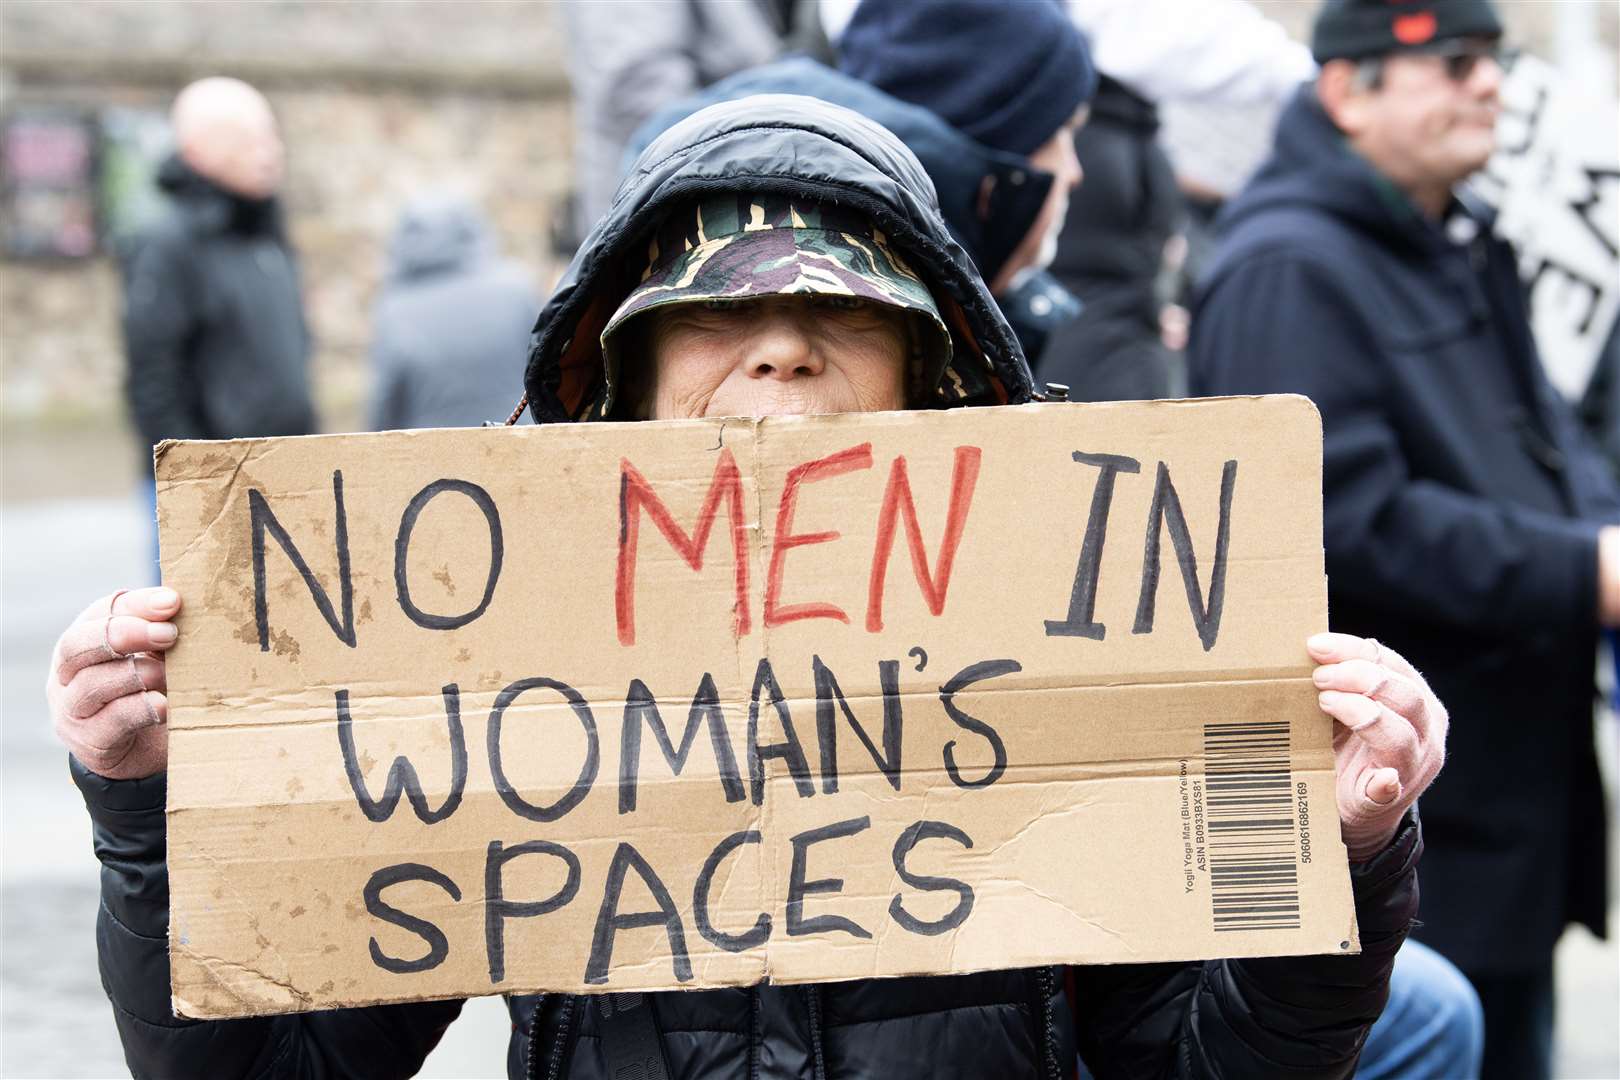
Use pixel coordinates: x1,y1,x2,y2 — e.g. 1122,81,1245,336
585,843,694,985
1044,452,1141,640
1526,257,1607,336
940,659,1018,789
619,674,744,814
747,658,814,805
693,829,770,953
394,479,504,630
813,656,902,794
488,677,600,822
1133,460,1237,652
484,839,582,983
336,684,467,823
786,816,872,939
363,863,461,974
889,820,975,936
249,470,355,650
1572,166,1620,261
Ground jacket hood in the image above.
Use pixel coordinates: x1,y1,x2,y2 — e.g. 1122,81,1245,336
155,152,284,237
385,194,493,281
521,94,1035,424
1219,86,1446,256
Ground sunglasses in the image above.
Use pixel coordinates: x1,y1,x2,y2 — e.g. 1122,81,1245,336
1408,39,1517,82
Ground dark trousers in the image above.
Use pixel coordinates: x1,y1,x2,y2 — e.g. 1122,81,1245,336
1468,964,1555,1080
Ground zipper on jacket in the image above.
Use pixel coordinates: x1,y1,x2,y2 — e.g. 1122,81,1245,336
549,996,577,1080
1039,967,1061,1080
803,985,827,1080
750,985,763,1080
527,993,576,1080
524,994,546,1080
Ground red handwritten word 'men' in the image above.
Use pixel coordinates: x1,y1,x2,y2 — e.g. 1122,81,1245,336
616,443,983,644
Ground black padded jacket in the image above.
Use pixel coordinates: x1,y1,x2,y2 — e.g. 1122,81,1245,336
121,155,317,475
79,96,1422,1080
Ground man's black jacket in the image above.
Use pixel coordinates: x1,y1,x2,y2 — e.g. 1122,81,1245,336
83,96,1420,1079
1190,88,1620,977
121,155,316,471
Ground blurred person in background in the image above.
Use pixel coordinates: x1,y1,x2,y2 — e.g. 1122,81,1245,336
1189,3,1620,1077
1031,0,1317,404
561,0,815,252
639,0,1093,364
827,0,1090,360
369,193,540,430
121,77,315,518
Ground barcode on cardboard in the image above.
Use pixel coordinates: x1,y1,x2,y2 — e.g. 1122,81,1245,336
1203,721,1301,932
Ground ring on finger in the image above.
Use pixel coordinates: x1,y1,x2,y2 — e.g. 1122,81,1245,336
101,588,130,662
126,656,163,727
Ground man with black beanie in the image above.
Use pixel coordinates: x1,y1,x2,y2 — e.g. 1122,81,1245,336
1190,3,1620,1077
833,0,1093,355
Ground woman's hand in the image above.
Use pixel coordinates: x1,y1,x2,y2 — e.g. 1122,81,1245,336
47,587,181,780
1309,632,1448,862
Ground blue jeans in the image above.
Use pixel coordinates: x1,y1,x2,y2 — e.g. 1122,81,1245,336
1357,939,1484,1080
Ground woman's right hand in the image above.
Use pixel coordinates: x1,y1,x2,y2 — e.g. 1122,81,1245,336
47,587,181,779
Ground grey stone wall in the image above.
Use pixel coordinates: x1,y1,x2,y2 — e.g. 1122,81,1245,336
1,1,570,431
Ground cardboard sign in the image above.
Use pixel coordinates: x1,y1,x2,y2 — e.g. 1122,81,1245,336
156,397,1355,1020
1473,53,1620,402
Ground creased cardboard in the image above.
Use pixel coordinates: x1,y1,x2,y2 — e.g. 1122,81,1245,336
155,396,1355,1020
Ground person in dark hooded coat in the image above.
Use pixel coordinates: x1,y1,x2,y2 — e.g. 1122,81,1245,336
56,96,1444,1080
368,194,541,430
1188,2,1620,1075
121,78,316,463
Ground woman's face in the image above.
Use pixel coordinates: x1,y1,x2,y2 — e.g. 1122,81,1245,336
636,295,912,420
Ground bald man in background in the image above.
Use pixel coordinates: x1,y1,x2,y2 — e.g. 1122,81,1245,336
121,77,315,507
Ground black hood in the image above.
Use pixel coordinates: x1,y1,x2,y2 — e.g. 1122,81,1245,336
520,94,1035,423
155,153,284,238
1219,86,1450,258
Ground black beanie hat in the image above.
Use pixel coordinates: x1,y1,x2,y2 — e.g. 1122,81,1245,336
1312,0,1503,63
838,0,1098,158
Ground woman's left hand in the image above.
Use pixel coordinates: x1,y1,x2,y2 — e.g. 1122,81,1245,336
1308,632,1448,863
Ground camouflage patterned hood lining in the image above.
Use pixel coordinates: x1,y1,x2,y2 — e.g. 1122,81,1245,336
596,193,953,415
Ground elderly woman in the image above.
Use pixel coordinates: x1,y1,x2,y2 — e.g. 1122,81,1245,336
52,97,1442,1079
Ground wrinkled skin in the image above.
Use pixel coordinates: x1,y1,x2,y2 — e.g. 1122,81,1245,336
51,296,1447,858
48,588,177,780
639,295,911,419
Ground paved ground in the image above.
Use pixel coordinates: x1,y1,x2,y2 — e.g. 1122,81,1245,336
2,493,1616,1078
0,494,509,1078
